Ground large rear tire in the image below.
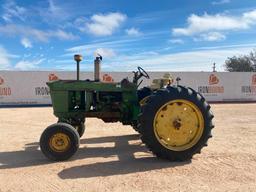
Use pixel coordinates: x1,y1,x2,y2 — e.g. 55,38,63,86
137,87,153,106
133,87,153,133
40,123,80,161
139,86,214,161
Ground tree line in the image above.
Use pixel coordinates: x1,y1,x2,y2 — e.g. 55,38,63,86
224,50,256,72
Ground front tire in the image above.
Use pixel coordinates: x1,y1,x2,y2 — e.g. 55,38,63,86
139,86,214,161
72,123,85,137
58,119,86,138
40,123,80,161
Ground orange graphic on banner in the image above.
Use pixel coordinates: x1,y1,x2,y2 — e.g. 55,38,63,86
0,76,11,96
48,73,59,81
0,77,4,85
102,74,114,82
209,74,219,85
252,74,256,85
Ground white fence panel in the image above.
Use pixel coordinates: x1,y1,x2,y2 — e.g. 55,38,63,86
0,71,255,106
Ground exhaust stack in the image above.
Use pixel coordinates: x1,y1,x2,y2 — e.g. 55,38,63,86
94,54,102,81
74,54,83,81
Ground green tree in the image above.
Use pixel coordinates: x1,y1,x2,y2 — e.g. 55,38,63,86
225,50,256,72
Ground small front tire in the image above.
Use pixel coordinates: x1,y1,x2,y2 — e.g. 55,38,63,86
40,123,80,161
73,123,85,137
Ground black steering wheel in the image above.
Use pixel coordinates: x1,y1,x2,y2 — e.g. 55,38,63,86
138,66,150,79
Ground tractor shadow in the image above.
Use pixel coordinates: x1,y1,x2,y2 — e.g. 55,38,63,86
0,142,50,169
58,134,191,179
0,134,191,178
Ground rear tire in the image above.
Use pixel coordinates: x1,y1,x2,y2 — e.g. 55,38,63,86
137,87,152,106
40,123,80,161
139,86,214,161
133,87,153,133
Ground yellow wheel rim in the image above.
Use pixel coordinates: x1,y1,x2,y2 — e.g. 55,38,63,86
49,133,71,152
153,99,204,151
139,96,150,106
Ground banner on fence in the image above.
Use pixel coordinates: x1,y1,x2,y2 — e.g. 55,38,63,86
0,71,255,105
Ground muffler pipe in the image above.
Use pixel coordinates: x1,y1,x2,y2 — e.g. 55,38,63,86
94,54,102,81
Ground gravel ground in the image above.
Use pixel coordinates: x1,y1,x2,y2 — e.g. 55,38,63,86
0,104,256,192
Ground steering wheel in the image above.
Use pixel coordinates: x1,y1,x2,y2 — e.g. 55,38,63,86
138,66,150,79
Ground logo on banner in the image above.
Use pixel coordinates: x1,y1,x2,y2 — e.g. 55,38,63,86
0,77,4,85
35,87,50,96
48,73,59,81
241,74,256,95
198,74,224,94
34,73,56,97
252,74,256,85
0,76,11,96
209,74,219,85
102,74,114,82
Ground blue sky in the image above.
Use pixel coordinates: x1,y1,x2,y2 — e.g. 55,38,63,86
0,0,256,71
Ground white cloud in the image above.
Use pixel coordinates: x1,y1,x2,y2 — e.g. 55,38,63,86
85,12,127,36
193,43,256,51
63,33,165,60
23,53,31,58
0,46,11,69
173,13,247,36
0,24,78,42
65,31,165,55
104,44,256,71
243,10,256,24
172,9,256,41
65,38,140,54
15,58,45,70
48,0,59,13
125,28,142,36
212,0,231,5
195,32,226,42
21,37,32,48
138,51,159,56
95,48,116,58
50,29,78,40
2,1,27,22
63,46,116,59
37,0,72,24
169,39,184,44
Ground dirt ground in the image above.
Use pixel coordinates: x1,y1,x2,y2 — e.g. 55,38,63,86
0,104,256,192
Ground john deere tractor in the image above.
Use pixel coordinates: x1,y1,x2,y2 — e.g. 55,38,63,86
40,54,214,161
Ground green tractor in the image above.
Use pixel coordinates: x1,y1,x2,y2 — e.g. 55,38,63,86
40,54,214,161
